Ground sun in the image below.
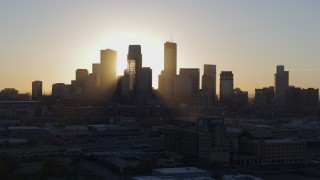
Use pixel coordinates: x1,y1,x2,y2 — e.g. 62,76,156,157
101,32,164,89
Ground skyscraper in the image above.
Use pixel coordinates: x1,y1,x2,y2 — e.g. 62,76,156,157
202,64,216,104
100,49,117,98
92,63,101,87
140,67,152,94
164,42,177,77
32,80,42,100
179,68,200,95
220,71,234,104
127,45,142,94
274,65,289,106
75,69,88,95
158,42,177,99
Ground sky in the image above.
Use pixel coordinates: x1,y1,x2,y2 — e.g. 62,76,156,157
1,0,320,95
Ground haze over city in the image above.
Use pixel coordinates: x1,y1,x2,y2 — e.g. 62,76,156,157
1,0,320,94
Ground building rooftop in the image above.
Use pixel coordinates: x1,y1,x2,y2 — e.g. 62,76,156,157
153,167,207,174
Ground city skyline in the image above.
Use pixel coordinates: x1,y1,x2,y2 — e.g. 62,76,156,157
1,0,320,94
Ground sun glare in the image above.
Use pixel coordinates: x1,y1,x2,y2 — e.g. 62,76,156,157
101,32,164,89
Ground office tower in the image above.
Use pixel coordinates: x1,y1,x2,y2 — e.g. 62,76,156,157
274,65,289,106
85,73,96,95
174,75,192,104
285,87,303,113
120,70,130,97
179,68,200,94
76,69,88,83
254,87,274,108
75,69,88,96
141,67,152,93
127,45,142,94
202,64,216,104
198,117,230,167
220,71,234,104
164,42,177,77
52,83,66,98
100,49,117,98
158,42,177,99
233,88,248,107
302,88,319,107
32,80,42,100
92,63,101,87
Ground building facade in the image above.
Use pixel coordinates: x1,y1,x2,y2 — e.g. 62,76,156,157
202,64,216,105
274,65,289,106
100,49,117,99
220,71,234,105
32,80,42,100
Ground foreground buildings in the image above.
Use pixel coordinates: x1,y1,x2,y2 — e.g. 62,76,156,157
164,117,307,168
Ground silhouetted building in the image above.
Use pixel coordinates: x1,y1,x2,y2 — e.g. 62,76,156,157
158,42,177,100
275,65,289,106
32,81,42,100
120,70,130,98
285,87,304,114
92,63,101,87
202,64,216,105
302,88,319,108
71,80,82,96
52,83,66,98
180,68,200,95
76,69,89,94
100,49,117,99
140,67,152,94
85,73,96,96
254,87,274,108
0,88,19,100
174,75,192,104
220,71,234,105
127,45,142,95
233,88,248,107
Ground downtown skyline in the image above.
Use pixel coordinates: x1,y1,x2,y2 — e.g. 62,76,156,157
1,0,320,94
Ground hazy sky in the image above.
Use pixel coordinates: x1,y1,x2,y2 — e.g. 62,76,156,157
1,0,320,95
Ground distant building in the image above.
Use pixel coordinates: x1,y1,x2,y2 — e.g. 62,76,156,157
0,88,19,99
302,88,319,108
174,75,192,104
202,64,216,105
100,49,117,99
274,65,289,106
85,73,96,96
179,68,200,95
254,87,274,108
285,87,304,113
76,69,88,94
119,70,130,98
92,63,101,87
233,88,248,107
127,45,142,95
158,42,177,100
220,71,234,105
52,83,66,98
140,67,152,94
32,80,42,100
